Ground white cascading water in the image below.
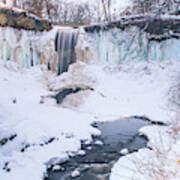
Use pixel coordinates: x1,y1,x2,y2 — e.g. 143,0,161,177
55,28,79,75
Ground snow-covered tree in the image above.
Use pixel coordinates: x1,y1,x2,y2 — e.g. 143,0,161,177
132,0,180,15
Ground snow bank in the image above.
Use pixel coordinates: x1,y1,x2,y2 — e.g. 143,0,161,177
78,60,179,123
1,55,180,180
110,123,180,180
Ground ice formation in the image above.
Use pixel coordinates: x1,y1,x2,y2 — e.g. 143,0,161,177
0,26,81,75
0,26,57,70
1,23,180,76
78,27,180,65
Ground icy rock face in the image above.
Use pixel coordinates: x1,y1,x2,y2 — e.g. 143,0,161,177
0,27,31,67
78,26,180,65
0,26,58,70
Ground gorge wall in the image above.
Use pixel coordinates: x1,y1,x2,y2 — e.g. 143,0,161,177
2,6,180,75
77,15,180,65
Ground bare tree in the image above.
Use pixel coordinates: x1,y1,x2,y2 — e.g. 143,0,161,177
101,0,112,22
22,0,44,18
13,0,17,7
43,0,58,22
133,0,180,15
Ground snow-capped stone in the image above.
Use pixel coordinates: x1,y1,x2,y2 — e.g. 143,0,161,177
119,148,129,155
71,170,80,178
52,165,61,171
87,146,92,150
77,150,86,156
94,140,103,146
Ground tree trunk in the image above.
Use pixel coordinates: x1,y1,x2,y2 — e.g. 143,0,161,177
13,0,17,7
101,0,108,22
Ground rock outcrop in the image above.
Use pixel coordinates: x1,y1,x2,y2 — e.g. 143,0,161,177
0,6,52,31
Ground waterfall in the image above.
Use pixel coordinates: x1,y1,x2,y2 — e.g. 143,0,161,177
55,28,79,75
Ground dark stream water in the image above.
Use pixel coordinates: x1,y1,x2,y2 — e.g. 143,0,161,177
45,119,150,180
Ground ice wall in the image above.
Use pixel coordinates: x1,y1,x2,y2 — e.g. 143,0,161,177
0,27,31,68
0,26,80,75
0,27,58,70
2,24,180,74
77,27,180,65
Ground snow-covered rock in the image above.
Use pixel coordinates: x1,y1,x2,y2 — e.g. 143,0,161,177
52,165,61,171
119,148,129,155
94,140,104,146
77,150,86,156
71,169,80,178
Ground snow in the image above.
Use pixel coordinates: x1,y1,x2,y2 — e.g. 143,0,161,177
52,165,61,171
119,148,129,155
71,169,80,178
1,49,180,179
94,140,104,146
78,60,178,123
111,0,132,12
0,60,100,180
77,150,86,156
110,124,180,180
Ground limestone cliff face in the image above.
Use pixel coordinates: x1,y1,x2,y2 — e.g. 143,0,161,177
0,6,52,31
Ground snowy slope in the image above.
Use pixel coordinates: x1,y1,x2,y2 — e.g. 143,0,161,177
1,58,180,180
79,60,179,123
110,123,180,180
0,60,100,180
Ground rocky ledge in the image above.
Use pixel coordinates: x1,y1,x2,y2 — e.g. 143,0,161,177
0,6,52,31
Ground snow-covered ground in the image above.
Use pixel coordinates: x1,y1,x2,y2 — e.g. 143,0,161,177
0,60,100,180
110,123,180,180
1,59,180,180
78,60,178,123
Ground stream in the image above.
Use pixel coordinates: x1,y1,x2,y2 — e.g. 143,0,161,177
45,118,150,180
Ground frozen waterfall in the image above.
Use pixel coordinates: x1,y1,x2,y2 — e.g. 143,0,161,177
0,27,42,68
0,26,79,75
79,26,180,65
1,24,180,74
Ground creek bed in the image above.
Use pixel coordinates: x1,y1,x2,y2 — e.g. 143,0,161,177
45,119,150,180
